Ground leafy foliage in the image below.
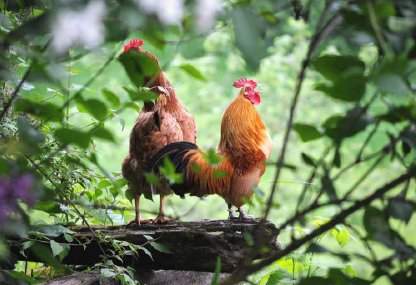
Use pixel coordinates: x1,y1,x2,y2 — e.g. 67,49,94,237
0,0,416,284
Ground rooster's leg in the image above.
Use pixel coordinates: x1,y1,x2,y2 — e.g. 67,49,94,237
153,195,177,224
237,207,255,220
228,203,237,219
127,193,153,225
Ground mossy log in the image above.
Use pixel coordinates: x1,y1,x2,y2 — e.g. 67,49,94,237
9,219,281,273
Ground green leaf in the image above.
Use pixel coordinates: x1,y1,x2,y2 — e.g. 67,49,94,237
372,73,409,95
124,87,158,102
98,180,112,188
321,173,338,202
311,55,365,82
301,153,316,167
232,8,267,71
32,224,75,237
315,73,367,102
77,99,108,121
371,58,409,95
33,202,63,214
55,128,91,148
21,241,35,250
63,233,73,243
124,101,141,113
118,50,160,88
17,117,44,145
211,257,221,285
293,123,323,142
213,170,227,178
8,271,40,284
266,269,292,285
145,173,160,185
388,199,414,224
324,106,375,144
179,64,206,81
344,264,356,277
151,242,173,254
138,245,153,261
203,149,221,165
14,99,64,122
115,178,128,188
91,127,115,142
125,188,135,203
102,89,120,109
332,226,351,248
58,245,70,261
377,105,415,124
30,243,68,272
101,268,117,278
50,240,64,257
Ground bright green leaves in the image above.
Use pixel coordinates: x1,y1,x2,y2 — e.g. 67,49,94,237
323,106,375,145
332,226,352,248
312,55,365,82
232,8,268,71
118,50,160,88
179,64,206,82
14,99,64,122
124,87,158,101
293,123,323,142
150,242,173,254
321,173,338,202
102,89,120,109
77,98,108,121
371,58,410,95
312,55,367,102
54,128,91,148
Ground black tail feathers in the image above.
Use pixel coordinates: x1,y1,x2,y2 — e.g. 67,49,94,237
145,141,198,198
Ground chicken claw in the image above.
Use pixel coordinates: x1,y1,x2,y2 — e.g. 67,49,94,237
153,217,177,224
127,218,153,226
238,207,255,220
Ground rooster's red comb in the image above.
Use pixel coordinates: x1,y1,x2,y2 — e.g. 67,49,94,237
233,77,258,88
124,38,144,52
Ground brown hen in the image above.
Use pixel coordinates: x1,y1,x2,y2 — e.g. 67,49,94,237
121,39,197,224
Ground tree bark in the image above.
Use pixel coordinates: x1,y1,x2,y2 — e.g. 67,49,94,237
9,219,281,273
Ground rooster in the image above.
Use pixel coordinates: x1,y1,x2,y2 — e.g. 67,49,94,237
146,78,272,219
121,38,197,224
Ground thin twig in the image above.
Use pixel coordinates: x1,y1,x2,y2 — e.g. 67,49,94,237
26,156,108,261
0,41,50,122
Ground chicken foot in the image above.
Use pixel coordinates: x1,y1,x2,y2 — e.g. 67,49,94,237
228,203,236,219
153,195,176,224
237,207,255,220
128,193,153,225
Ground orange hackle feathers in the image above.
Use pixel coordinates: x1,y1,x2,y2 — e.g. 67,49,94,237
184,150,234,198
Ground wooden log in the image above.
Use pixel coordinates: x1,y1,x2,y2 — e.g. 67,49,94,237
40,269,231,285
9,219,281,273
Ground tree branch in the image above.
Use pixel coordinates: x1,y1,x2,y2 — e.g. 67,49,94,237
220,168,416,285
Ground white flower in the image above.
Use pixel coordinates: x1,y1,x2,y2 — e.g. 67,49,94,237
51,1,106,54
134,0,184,25
195,0,222,32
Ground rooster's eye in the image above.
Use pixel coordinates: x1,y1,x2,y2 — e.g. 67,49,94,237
246,87,251,91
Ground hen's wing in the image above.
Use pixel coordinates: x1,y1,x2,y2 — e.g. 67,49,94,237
122,110,183,193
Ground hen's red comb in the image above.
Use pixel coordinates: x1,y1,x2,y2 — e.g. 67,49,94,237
233,77,258,88
124,38,144,52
